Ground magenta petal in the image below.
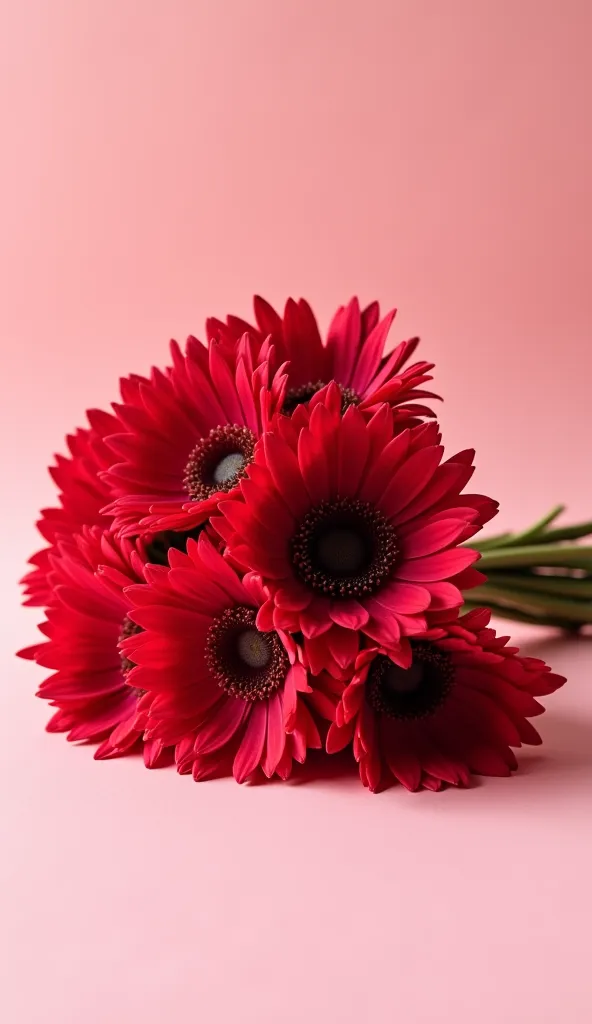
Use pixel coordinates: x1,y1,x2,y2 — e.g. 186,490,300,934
380,446,443,519
233,702,267,783
329,600,370,630
361,300,380,337
261,693,286,777
352,309,397,395
326,719,355,754
256,599,278,632
401,518,470,559
395,613,427,636
424,582,464,610
342,680,365,721
326,297,361,386
395,463,474,524
196,697,248,756
367,581,431,615
297,427,329,504
143,738,166,769
396,548,478,582
300,601,333,638
336,406,370,497
273,603,298,631
307,688,338,722
282,667,298,730
196,533,249,605
360,430,410,503
303,634,331,676
364,613,402,646
275,586,312,612
384,728,422,791
370,336,419,392
263,433,309,517
449,567,487,591
327,626,359,670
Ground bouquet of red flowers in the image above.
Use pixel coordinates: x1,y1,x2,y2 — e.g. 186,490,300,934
19,296,567,791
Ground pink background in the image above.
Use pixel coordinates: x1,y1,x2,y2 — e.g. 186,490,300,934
2,2,592,1021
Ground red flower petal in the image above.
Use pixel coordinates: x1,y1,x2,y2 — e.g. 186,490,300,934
194,697,248,757
329,600,370,630
326,720,355,754
261,693,287,777
396,547,478,582
233,703,267,783
381,446,444,518
263,433,310,517
401,518,472,558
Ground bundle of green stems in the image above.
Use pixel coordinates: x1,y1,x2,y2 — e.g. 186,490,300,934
465,506,592,630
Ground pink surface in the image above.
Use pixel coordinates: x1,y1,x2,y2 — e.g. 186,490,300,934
2,2,592,1022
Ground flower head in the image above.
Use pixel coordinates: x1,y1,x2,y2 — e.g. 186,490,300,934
327,607,566,791
214,386,498,652
102,336,287,536
207,295,438,423
18,527,167,767
123,533,336,782
21,408,118,606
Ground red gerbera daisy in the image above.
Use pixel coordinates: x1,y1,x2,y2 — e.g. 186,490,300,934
123,533,336,783
207,294,438,423
214,385,498,654
326,607,566,792
18,527,167,767
102,335,287,537
21,408,119,606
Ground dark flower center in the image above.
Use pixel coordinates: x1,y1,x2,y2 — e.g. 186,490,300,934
292,498,398,599
118,616,146,697
204,606,289,702
282,380,359,415
145,525,205,565
366,642,454,720
184,424,256,501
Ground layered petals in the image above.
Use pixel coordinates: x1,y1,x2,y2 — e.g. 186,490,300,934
17,527,166,765
19,294,571,797
215,389,498,651
21,408,119,605
328,607,566,792
123,533,335,783
102,335,287,536
207,294,439,424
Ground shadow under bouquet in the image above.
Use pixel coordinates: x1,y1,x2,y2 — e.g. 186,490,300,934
19,296,568,792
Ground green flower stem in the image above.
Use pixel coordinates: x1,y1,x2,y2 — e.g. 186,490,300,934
533,521,592,544
471,505,565,552
469,584,592,624
477,544,592,571
475,572,592,599
461,601,579,630
463,508,592,629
